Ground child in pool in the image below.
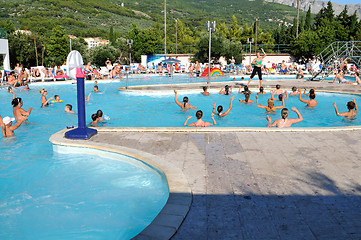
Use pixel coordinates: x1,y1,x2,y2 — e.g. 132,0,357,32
289,87,300,96
333,99,358,118
52,95,63,103
65,104,75,113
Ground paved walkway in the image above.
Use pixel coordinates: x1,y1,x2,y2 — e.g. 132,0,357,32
89,130,361,240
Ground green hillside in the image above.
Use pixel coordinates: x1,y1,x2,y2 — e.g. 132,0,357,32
0,0,302,37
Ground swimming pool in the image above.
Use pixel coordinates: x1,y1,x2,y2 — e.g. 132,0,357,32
0,85,169,239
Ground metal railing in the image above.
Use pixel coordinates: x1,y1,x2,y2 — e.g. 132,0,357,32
311,41,361,80
0,28,7,39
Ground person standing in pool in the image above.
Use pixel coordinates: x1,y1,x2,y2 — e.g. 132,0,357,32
12,97,34,122
298,92,317,107
247,48,266,88
219,85,232,95
0,115,27,137
240,93,257,104
174,90,197,110
202,86,210,96
266,107,303,128
333,99,358,118
257,96,285,112
213,96,234,117
40,88,53,107
183,110,216,127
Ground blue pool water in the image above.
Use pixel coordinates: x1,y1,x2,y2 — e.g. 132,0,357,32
0,84,169,239
122,74,354,87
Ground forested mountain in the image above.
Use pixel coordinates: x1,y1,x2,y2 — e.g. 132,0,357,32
0,0,302,37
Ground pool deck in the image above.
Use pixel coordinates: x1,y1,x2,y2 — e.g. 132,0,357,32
50,79,361,240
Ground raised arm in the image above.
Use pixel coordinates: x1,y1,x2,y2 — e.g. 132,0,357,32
256,103,267,109
174,90,183,108
238,86,242,93
10,89,15,100
290,107,303,124
261,48,266,58
10,116,27,131
19,107,34,116
85,92,91,102
354,98,358,114
284,91,289,100
219,88,224,94
212,102,216,115
222,96,234,117
275,96,285,109
210,112,216,125
298,92,308,103
183,116,192,126
255,95,259,103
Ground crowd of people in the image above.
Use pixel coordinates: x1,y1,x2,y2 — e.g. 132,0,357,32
178,83,358,128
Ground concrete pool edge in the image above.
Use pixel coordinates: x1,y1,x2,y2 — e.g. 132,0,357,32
49,129,192,240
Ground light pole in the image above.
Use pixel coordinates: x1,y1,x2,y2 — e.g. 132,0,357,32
205,21,216,84
175,18,178,54
164,0,167,55
247,38,254,66
255,18,259,54
296,0,300,38
126,39,133,66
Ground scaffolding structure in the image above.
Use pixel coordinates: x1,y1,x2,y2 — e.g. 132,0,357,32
311,41,361,81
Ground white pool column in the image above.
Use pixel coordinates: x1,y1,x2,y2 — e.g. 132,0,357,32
0,39,10,70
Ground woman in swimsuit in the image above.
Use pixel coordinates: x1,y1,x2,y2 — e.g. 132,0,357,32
40,88,53,107
247,48,266,88
12,97,34,122
240,93,257,104
257,96,285,112
183,110,216,127
219,85,232,95
267,107,303,128
174,90,196,110
213,96,234,117
257,86,266,95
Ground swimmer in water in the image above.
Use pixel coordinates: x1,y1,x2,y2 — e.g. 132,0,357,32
240,93,257,103
53,95,62,103
65,104,75,113
239,85,252,95
39,88,53,107
257,86,266,95
174,90,197,110
289,86,300,96
183,110,216,127
23,83,30,91
299,92,317,107
93,85,100,92
272,91,288,101
302,88,315,97
270,84,283,95
333,98,358,118
219,85,232,95
213,96,234,117
202,86,210,96
90,113,99,127
0,115,27,137
257,96,285,112
12,97,34,122
266,107,303,128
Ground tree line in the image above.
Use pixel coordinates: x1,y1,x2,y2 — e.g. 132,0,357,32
1,1,360,68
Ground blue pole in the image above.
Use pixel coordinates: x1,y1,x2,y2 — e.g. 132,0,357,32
65,68,97,140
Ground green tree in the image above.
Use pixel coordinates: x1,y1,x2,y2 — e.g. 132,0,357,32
193,32,226,63
90,45,118,66
291,30,319,62
305,7,312,30
109,26,115,45
8,32,38,68
46,26,70,66
229,15,241,40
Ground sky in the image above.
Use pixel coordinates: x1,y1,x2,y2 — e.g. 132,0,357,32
323,0,361,4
